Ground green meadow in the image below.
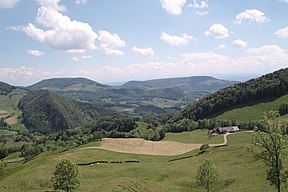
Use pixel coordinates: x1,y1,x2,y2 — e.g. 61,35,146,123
0,131,281,192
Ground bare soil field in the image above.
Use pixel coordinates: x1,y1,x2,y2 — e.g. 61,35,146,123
5,115,17,125
82,138,202,156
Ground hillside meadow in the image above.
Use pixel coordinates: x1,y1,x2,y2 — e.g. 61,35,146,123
218,94,288,122
0,131,282,192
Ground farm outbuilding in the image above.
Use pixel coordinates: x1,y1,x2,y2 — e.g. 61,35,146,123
212,126,240,134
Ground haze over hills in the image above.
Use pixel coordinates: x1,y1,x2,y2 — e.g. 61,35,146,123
25,76,238,116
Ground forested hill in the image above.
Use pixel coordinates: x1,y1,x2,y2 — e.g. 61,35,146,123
18,90,114,134
27,77,106,91
174,68,288,121
0,81,15,95
123,76,238,92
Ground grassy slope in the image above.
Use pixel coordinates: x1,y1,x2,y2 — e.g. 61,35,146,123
218,94,288,122
163,129,224,144
0,131,281,192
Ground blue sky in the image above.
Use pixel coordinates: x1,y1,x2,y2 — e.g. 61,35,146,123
1,0,288,85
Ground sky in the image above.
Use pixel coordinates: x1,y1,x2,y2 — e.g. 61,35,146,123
0,0,288,86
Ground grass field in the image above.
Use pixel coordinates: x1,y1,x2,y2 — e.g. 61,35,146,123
218,94,288,121
163,129,224,144
0,130,283,192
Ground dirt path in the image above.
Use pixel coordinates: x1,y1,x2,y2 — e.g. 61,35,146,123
81,138,202,156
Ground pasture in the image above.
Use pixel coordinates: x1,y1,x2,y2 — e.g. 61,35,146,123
0,130,281,192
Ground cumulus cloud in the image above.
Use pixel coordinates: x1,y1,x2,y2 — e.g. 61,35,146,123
161,32,196,46
246,45,285,55
98,30,126,56
75,0,87,4
160,0,186,15
274,26,288,38
232,39,248,48
188,0,208,9
235,9,268,24
18,0,97,53
205,24,230,39
27,49,44,56
132,47,154,56
278,0,288,3
0,0,20,9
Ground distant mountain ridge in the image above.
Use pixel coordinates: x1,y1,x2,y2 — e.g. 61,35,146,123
123,76,238,92
25,76,238,116
27,77,106,91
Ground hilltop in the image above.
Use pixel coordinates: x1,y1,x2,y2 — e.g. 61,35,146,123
18,90,114,134
27,77,106,91
0,81,15,95
124,76,238,93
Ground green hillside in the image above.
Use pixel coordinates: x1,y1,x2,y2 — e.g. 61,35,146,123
218,94,288,122
0,81,15,95
27,77,106,91
18,90,113,134
0,131,278,192
175,68,288,122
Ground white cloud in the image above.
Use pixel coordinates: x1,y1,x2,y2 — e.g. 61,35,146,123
27,50,44,56
235,9,268,24
98,30,126,56
188,0,208,9
2,45,288,86
205,24,230,39
19,0,97,52
70,57,80,62
215,44,227,49
274,26,288,38
196,11,208,16
161,32,196,46
160,0,186,15
0,0,20,9
132,47,154,56
232,39,248,48
246,45,285,55
75,0,87,4
82,55,92,59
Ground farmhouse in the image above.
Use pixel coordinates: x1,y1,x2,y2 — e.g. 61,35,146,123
212,126,240,134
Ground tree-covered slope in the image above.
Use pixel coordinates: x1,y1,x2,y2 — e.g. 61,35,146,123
0,81,15,95
123,76,238,92
27,77,106,91
18,90,113,134
175,68,288,121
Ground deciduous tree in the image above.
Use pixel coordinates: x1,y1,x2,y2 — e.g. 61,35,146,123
52,159,80,192
196,159,221,192
253,111,288,192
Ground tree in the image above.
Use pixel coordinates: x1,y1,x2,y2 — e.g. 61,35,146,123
199,144,210,154
196,159,221,192
278,103,288,116
52,159,80,192
253,111,288,192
